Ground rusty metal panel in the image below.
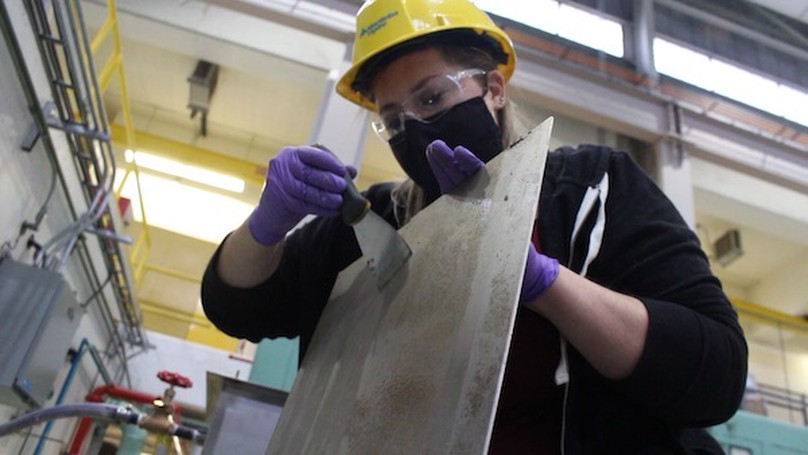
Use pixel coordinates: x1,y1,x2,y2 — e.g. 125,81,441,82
267,118,553,455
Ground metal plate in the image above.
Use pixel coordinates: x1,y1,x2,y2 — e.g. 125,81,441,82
267,118,553,455
203,372,288,455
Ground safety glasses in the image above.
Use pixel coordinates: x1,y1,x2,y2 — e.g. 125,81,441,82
371,69,487,141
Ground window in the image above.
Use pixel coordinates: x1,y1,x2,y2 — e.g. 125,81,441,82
654,38,808,127
476,0,624,57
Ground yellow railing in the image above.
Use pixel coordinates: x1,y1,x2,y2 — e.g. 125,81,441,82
90,0,151,288
733,298,808,334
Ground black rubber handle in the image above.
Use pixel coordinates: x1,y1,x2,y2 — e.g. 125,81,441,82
340,171,371,225
312,144,370,225
173,425,196,441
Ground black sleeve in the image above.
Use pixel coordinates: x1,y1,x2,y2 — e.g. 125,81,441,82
200,216,359,345
588,150,748,425
200,183,397,351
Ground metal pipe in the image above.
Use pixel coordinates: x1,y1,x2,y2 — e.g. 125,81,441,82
0,404,139,438
31,339,113,455
75,238,132,387
631,0,657,80
32,339,90,455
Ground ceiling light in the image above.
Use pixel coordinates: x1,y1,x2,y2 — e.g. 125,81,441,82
114,171,253,243
125,150,245,194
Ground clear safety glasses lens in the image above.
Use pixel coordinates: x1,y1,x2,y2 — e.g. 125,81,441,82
371,69,486,141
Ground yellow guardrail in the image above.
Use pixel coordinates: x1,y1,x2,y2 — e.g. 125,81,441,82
86,4,238,349
732,298,808,334
91,0,151,288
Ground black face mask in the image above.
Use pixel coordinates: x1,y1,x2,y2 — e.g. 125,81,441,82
388,96,503,203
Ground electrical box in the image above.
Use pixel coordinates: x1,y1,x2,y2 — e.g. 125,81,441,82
0,259,84,408
715,229,743,267
187,60,219,113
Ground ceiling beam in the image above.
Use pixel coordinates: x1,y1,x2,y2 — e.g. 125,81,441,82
510,49,808,195
83,0,346,73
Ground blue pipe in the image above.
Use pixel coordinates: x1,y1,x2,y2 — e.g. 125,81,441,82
32,339,89,455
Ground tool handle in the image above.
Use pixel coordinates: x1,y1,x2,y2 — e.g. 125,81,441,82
341,171,371,225
312,144,370,225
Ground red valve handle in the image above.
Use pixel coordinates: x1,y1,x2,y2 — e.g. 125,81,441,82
157,371,193,388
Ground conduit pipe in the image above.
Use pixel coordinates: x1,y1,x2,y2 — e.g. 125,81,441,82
32,339,112,455
0,403,139,437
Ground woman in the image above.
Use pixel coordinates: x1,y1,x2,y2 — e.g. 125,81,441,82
202,0,747,452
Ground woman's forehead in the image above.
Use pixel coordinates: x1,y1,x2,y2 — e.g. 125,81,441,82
370,48,458,103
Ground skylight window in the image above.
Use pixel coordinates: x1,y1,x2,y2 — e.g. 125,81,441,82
654,38,808,128
475,0,624,57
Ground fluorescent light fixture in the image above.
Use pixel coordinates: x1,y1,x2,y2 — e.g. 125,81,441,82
124,150,245,193
114,170,253,244
475,0,625,57
654,38,808,127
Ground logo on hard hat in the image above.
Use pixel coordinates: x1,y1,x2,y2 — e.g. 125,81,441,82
360,10,399,37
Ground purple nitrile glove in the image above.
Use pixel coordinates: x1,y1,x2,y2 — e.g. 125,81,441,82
249,145,356,246
425,139,485,193
521,243,560,303
425,139,559,302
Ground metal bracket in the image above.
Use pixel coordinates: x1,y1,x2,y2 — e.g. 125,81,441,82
42,101,111,141
21,123,40,152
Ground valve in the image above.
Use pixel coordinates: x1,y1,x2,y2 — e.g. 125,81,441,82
154,371,192,415
147,371,194,455
157,371,193,389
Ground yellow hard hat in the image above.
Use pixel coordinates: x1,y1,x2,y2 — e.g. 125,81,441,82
336,0,516,110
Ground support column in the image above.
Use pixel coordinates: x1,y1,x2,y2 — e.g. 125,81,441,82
656,138,696,229
308,58,370,168
632,0,658,83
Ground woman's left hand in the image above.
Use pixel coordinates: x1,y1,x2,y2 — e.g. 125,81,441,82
425,139,560,302
425,139,484,193
521,244,560,302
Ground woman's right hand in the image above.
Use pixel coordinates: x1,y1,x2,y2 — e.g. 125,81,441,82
248,145,355,246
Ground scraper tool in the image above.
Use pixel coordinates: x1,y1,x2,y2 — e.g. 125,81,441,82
315,145,411,289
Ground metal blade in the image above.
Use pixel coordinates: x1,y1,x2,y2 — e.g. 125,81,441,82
352,211,411,290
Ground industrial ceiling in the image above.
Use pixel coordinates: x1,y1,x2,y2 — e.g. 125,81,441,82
78,0,808,351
